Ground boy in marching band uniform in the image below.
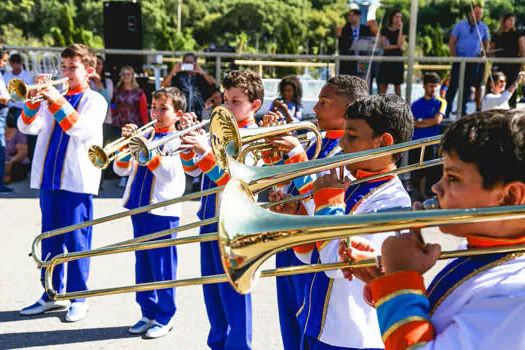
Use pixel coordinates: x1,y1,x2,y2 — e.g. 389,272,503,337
113,87,186,339
19,44,107,321
266,75,369,349
291,95,413,349
341,109,525,349
180,70,263,350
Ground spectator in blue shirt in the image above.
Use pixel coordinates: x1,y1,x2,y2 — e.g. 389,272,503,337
269,75,303,123
409,72,446,201
446,4,489,118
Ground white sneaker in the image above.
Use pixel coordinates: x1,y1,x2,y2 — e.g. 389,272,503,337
20,299,70,316
144,320,174,339
64,301,89,322
128,317,154,334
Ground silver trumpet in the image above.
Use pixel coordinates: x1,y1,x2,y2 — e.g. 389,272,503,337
129,119,210,166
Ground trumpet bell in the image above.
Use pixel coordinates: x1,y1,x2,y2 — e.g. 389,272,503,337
87,145,109,169
209,106,242,170
7,79,28,103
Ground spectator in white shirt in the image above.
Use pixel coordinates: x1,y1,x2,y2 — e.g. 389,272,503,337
482,71,525,111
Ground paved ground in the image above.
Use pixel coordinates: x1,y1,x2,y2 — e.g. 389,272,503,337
0,178,463,349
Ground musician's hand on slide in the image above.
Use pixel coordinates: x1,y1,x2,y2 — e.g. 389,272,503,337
312,168,351,193
122,124,139,138
268,189,299,214
338,237,383,283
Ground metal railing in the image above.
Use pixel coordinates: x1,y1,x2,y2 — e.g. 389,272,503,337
3,45,524,118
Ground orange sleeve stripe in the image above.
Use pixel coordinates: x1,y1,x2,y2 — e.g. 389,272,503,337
370,271,426,305
58,112,80,132
196,152,217,172
116,160,131,168
47,98,66,114
292,243,315,254
383,319,434,349
214,172,231,186
21,111,37,125
313,188,346,208
284,151,308,164
180,151,196,161
147,154,162,171
182,164,199,172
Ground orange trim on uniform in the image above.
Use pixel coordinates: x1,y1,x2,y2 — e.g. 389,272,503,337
66,84,88,96
26,101,41,110
284,151,308,164
293,243,316,254
370,271,426,305
155,125,176,133
383,320,435,350
21,112,37,125
237,117,256,128
48,97,66,114
261,150,283,165
180,151,196,161
146,154,162,171
467,234,525,248
116,160,131,169
196,152,219,173
58,113,80,131
354,166,396,181
313,188,346,208
325,130,345,139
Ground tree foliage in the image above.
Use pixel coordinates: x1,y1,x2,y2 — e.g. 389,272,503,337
0,0,523,57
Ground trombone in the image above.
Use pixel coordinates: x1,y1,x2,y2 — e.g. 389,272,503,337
44,177,525,300
33,135,443,269
8,77,69,104
129,119,211,166
31,107,322,266
87,119,157,169
209,106,323,168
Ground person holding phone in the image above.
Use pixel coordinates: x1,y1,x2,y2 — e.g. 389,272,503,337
161,53,216,120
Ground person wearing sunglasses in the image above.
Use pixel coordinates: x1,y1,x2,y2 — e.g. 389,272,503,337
482,71,525,111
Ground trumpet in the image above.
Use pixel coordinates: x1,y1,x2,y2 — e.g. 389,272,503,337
87,119,157,169
209,106,323,169
129,119,210,166
8,77,69,104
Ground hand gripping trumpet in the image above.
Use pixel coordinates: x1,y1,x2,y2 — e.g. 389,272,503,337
87,119,157,169
129,119,211,166
8,77,69,104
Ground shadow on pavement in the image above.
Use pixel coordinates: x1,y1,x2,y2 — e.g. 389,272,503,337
1,324,132,349
0,309,66,323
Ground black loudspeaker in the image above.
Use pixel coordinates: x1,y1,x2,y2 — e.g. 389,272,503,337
103,1,144,79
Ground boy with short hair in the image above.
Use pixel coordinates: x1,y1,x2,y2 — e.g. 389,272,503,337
296,94,413,349
19,44,107,321
180,70,263,350
342,109,525,349
113,87,186,338
409,72,446,201
266,75,369,350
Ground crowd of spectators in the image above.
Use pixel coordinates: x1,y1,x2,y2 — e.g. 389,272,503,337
0,4,523,195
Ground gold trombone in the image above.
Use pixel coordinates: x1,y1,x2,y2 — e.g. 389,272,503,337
87,119,157,169
44,177,525,300
33,135,442,268
31,107,323,266
8,77,69,104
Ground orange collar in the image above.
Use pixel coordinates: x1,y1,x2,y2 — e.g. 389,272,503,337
353,166,396,182
155,125,177,133
467,234,525,248
325,130,345,139
237,117,256,129
66,84,88,96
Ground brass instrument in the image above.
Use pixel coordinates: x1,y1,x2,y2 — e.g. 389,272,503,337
129,119,211,166
8,77,69,104
87,119,157,169
33,135,443,270
209,106,322,169
43,177,525,300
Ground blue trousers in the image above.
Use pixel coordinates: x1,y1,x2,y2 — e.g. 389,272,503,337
276,249,306,350
0,105,7,181
40,189,93,303
201,222,252,350
131,212,179,326
302,334,383,350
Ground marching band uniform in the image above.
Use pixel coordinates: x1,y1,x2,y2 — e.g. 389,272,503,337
113,125,185,334
294,171,411,349
369,236,525,349
181,117,257,350
18,86,106,304
263,130,344,350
